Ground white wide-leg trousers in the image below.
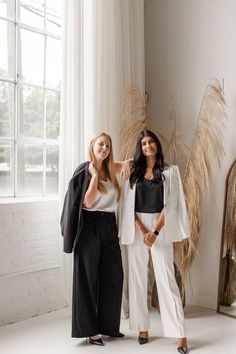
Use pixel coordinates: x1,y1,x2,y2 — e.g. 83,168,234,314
127,212,186,338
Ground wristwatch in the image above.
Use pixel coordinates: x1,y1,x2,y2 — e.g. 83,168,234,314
152,229,159,236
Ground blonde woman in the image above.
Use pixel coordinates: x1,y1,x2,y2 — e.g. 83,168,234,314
61,133,127,346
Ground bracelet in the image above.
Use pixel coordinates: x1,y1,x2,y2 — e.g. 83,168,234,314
152,229,159,236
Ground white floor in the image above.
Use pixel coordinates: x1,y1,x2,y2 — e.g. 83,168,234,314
219,300,236,317
0,305,235,354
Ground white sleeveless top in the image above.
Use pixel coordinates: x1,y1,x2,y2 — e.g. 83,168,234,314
83,179,117,212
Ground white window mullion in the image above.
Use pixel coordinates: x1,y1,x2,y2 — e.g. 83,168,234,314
43,30,47,196
43,142,46,196
14,78,17,197
16,0,19,21
14,0,19,196
44,0,47,32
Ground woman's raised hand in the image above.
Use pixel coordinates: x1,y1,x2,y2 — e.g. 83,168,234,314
88,162,98,178
120,158,133,180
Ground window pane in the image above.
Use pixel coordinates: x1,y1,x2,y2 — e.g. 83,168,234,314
0,81,14,138
46,145,58,194
46,0,62,35
20,29,44,85
0,19,15,79
0,0,15,19
17,143,43,196
19,0,44,29
46,37,61,89
46,90,60,139
0,3,61,198
0,143,14,196
19,85,44,138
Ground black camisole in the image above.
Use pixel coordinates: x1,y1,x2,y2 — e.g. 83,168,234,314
135,178,164,213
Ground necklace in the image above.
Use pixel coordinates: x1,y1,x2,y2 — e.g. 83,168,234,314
145,174,153,180
145,166,153,180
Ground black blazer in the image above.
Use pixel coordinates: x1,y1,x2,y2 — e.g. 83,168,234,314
60,161,90,253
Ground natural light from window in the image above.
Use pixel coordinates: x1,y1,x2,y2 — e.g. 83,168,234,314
0,0,62,198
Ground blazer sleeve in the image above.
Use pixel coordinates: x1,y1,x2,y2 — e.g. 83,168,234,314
60,162,89,253
60,177,81,253
176,165,190,239
161,165,190,244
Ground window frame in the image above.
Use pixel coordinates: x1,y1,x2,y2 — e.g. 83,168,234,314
0,0,61,198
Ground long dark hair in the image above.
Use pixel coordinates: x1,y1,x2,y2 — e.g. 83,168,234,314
130,129,165,188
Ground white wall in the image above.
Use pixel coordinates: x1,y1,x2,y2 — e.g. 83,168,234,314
0,200,67,326
145,0,236,309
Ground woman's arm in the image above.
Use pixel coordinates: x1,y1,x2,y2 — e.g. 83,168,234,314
153,208,165,232
83,163,98,208
114,157,134,177
135,213,148,237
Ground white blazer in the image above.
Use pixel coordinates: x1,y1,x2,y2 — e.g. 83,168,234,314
118,164,190,245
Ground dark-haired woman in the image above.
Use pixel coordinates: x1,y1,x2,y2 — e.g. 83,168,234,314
119,130,190,353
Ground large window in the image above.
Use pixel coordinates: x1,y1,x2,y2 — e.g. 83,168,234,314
0,0,62,197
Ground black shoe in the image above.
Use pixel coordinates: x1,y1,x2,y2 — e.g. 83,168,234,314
110,332,125,337
138,336,149,345
177,346,188,354
89,337,104,346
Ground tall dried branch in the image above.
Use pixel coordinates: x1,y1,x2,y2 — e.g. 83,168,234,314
119,84,149,159
158,95,189,166
223,161,236,255
174,78,228,284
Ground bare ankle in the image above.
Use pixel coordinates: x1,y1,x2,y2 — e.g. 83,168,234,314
139,331,149,338
90,334,100,340
178,337,187,347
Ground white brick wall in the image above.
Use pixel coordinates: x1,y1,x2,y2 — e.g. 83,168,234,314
0,200,68,326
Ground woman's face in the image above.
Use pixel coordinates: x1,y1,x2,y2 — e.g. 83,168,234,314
141,136,157,157
93,135,111,162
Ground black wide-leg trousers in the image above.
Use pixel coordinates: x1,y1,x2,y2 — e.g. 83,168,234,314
72,210,123,338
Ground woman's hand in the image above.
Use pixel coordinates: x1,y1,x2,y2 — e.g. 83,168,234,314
114,157,133,179
143,231,157,247
120,159,132,180
88,162,98,178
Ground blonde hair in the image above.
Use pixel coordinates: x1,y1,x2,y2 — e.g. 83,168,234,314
88,132,121,201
